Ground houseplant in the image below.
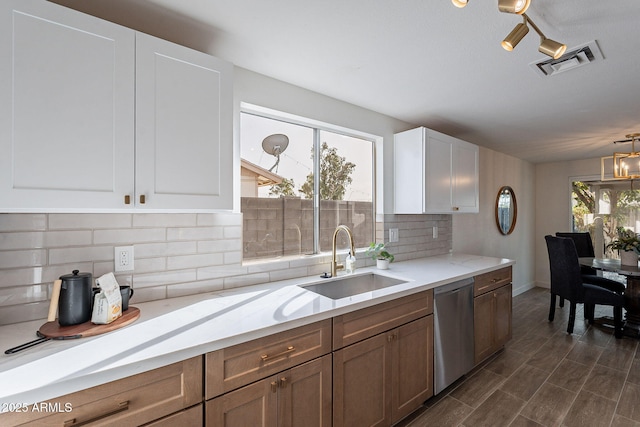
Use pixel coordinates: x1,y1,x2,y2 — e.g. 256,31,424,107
607,227,640,266
365,242,395,270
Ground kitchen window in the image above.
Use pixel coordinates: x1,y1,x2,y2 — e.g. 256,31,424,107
240,105,374,262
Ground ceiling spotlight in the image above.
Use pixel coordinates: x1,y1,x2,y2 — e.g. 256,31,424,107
498,0,531,15
502,20,529,51
523,14,567,59
539,38,567,59
451,0,469,8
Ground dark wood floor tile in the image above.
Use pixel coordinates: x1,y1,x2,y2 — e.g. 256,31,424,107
507,333,549,356
484,348,529,378
598,345,635,372
547,359,589,393
500,364,549,401
566,340,604,367
561,390,616,427
612,415,640,427
519,383,576,427
616,383,640,423
509,415,545,427
406,396,473,427
526,341,570,373
611,415,640,427
460,389,525,427
579,327,613,347
606,335,639,353
450,369,506,408
627,359,640,385
583,364,627,401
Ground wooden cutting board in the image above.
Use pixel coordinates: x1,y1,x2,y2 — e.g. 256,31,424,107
39,307,140,338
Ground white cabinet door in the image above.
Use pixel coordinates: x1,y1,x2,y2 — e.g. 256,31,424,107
135,33,233,210
0,0,135,211
393,127,478,214
452,139,479,212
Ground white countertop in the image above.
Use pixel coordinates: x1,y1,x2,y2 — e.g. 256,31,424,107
0,253,513,406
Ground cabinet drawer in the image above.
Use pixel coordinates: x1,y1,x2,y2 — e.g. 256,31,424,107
205,319,331,399
145,404,202,427
332,290,433,350
0,357,202,426
474,266,512,297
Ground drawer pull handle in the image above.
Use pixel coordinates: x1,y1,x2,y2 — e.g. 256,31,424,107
261,345,295,362
64,400,129,426
477,285,491,291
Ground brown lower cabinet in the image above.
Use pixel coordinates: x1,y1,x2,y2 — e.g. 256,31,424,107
474,283,513,365
205,354,332,427
332,315,434,427
0,356,202,426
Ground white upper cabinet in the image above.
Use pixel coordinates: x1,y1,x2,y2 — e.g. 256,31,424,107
394,127,479,214
135,33,233,210
0,0,233,212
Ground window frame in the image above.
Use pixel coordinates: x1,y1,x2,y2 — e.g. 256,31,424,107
240,102,378,259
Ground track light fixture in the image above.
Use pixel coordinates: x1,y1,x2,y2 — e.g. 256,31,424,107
451,0,469,8
453,0,567,60
498,0,530,15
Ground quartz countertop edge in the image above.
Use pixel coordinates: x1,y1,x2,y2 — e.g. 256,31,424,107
0,253,514,406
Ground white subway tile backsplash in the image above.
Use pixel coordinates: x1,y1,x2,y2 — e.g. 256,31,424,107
49,246,113,265
49,213,132,229
133,213,197,227
0,212,451,325
0,249,46,269
93,228,166,245
167,226,223,241
0,213,47,232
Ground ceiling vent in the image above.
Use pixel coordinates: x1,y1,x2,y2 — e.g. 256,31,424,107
530,40,603,77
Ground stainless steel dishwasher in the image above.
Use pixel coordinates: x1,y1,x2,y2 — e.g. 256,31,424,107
433,277,475,394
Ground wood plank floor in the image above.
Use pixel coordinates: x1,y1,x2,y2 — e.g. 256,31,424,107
400,287,640,427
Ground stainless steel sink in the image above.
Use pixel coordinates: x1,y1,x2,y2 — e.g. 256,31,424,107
301,273,407,300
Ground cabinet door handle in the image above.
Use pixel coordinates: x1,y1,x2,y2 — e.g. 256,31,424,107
261,345,295,362
139,194,146,204
64,400,129,426
271,381,278,393
452,206,460,211
124,195,131,205
279,377,288,389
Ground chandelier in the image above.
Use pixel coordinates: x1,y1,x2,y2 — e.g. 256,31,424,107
451,0,567,59
601,133,640,181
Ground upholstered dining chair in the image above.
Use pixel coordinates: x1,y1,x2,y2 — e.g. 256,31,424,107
545,235,624,338
555,232,597,275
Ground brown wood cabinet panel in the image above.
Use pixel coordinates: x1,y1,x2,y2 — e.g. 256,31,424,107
474,266,512,297
206,355,331,427
0,356,203,427
145,404,202,427
474,283,512,365
333,332,392,427
333,290,433,350
392,315,433,422
205,319,331,399
279,355,332,427
206,374,277,427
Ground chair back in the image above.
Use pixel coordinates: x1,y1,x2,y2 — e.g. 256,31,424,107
545,235,585,302
555,232,595,257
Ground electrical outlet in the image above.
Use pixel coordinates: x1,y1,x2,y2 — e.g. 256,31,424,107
389,228,399,243
115,246,134,272
433,226,438,239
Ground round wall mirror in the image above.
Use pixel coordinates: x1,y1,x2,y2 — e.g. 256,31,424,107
495,186,517,235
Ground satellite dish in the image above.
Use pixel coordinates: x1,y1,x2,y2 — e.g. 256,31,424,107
262,134,289,172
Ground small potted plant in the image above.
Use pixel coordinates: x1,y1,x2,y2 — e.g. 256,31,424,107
607,227,640,266
365,242,395,270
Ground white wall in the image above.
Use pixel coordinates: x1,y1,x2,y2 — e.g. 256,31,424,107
453,147,536,296
535,157,600,287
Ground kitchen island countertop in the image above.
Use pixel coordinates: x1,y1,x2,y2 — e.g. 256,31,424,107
0,252,514,407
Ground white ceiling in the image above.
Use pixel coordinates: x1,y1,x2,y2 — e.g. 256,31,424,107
55,0,640,163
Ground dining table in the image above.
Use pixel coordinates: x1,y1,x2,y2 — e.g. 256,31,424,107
579,257,640,338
